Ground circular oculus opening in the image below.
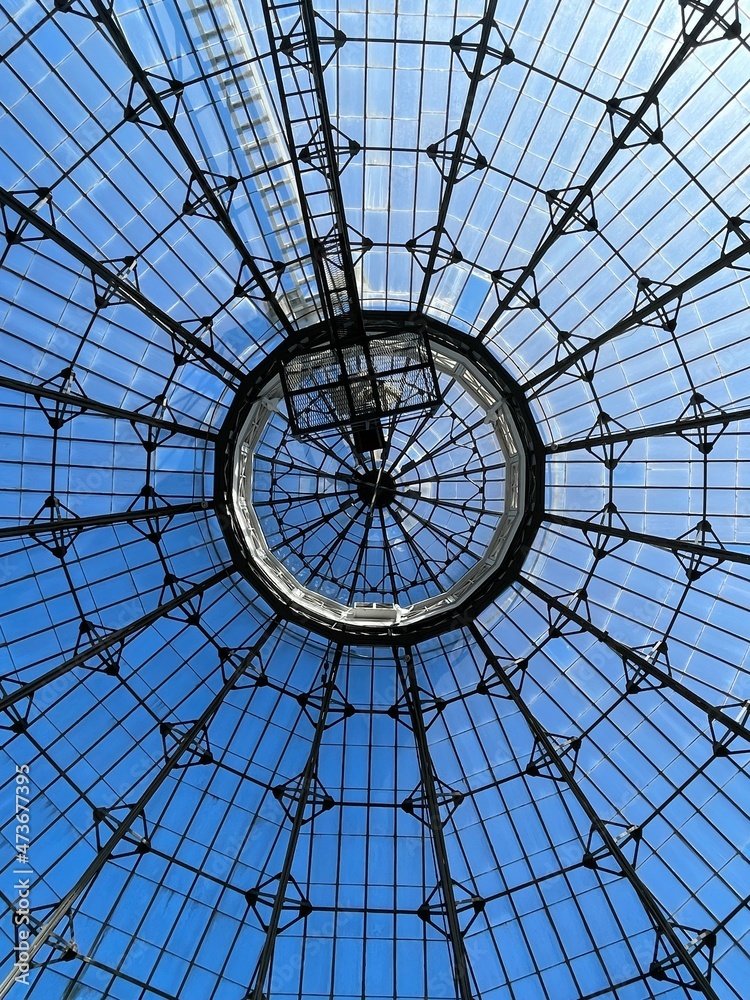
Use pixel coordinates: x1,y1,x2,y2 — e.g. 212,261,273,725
217,318,544,643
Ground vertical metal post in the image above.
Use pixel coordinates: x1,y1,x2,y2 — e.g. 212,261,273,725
415,0,499,312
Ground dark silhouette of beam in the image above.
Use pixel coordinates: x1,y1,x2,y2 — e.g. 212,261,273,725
0,187,242,386
0,617,280,995
477,0,734,345
470,622,720,1000
0,568,233,713
248,644,344,1000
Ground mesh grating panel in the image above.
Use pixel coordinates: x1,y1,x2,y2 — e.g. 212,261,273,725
281,328,441,434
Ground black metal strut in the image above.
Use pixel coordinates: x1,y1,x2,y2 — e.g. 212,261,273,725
0,568,233,713
0,187,243,387
261,1,440,448
0,618,281,998
528,231,750,394
87,0,297,339
518,574,750,748
477,0,735,346
415,1,501,313
470,622,721,1000
394,646,477,1000
247,643,343,1000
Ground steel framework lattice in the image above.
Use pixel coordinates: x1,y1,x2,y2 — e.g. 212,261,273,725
1,0,750,999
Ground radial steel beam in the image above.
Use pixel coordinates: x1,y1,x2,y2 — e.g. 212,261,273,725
477,0,731,344
548,401,750,453
0,616,280,997
87,0,296,339
545,511,750,566
526,237,750,393
518,574,750,746
0,567,232,713
0,372,218,441
469,622,721,1000
415,0,498,312
395,647,475,1000
248,643,343,1000
0,500,209,544
0,187,242,386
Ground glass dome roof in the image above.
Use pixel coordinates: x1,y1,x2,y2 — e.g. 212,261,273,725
1,0,750,998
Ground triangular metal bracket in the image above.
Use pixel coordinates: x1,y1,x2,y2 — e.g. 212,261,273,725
633,276,682,331
546,185,598,233
279,10,347,71
92,256,139,309
177,316,216,363
475,656,528,698
674,519,725,580
74,619,124,676
158,573,206,626
546,588,591,639
315,224,373,269
218,645,269,690
52,0,107,17
607,94,663,147
418,878,485,936
581,503,629,562
388,686,446,731
426,131,487,182
130,395,178,452
1,693,33,736
297,680,356,730
623,639,672,695
553,330,598,383
584,411,632,469
160,720,214,766
650,922,717,987
29,495,82,560
33,367,88,428
525,731,582,780
675,392,728,454
709,700,750,757
679,0,741,45
245,873,313,932
406,226,463,273
400,775,465,827
93,804,151,857
12,901,78,967
272,771,335,825
582,820,643,876
490,267,540,310
1,187,54,250
128,485,183,546
234,257,286,303
298,124,361,178
124,75,183,129
183,171,238,220
450,17,515,79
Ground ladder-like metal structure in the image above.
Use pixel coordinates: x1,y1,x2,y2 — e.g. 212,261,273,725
263,0,440,452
